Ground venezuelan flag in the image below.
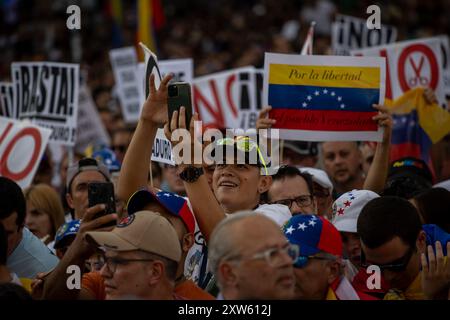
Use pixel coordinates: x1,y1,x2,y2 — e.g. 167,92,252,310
386,87,450,163
105,0,124,48
268,64,381,131
136,0,165,60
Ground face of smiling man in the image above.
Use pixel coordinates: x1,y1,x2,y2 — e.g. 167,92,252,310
212,163,271,214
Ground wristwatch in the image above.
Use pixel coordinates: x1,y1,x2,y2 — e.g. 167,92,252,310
179,166,204,183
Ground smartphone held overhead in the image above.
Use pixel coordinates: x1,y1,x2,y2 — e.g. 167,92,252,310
167,82,193,129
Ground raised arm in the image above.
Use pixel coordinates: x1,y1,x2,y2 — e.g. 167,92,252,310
117,73,173,203
164,108,226,243
41,205,116,299
363,104,392,193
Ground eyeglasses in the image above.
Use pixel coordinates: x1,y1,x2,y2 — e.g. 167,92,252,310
226,243,299,267
85,258,105,272
294,255,337,269
215,136,269,175
272,195,314,209
101,256,155,274
360,246,415,272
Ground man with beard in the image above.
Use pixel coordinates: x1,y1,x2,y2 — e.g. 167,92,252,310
321,141,365,198
357,196,427,300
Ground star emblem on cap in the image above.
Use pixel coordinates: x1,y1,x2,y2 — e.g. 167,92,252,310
308,219,317,226
337,208,345,216
344,200,352,207
298,222,307,231
286,225,295,235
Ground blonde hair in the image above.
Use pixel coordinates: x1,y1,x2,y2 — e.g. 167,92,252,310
23,184,65,240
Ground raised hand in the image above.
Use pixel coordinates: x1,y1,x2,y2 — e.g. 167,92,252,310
421,241,450,300
256,105,277,129
372,104,393,143
141,73,174,125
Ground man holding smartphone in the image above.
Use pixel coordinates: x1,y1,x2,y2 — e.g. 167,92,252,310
66,158,111,220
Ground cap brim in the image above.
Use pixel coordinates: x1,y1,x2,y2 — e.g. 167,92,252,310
127,190,157,215
54,234,76,249
85,231,137,251
287,237,320,256
333,219,357,233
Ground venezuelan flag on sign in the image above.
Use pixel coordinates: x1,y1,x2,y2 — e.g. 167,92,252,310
268,64,381,132
136,0,165,60
386,87,450,163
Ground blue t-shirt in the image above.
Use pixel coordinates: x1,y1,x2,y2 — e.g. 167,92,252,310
7,227,59,279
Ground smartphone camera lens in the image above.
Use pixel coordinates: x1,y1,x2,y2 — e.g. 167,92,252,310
168,85,178,97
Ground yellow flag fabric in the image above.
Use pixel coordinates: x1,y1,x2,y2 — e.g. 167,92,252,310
137,0,156,60
385,88,450,144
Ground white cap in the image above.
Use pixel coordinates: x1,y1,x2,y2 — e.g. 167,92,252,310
300,167,333,191
433,179,450,192
255,204,292,227
331,190,379,233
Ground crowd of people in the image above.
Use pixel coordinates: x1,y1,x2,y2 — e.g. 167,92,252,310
1,71,449,301
0,0,450,301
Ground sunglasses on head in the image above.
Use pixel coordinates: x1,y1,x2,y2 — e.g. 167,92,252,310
215,136,268,175
360,246,415,272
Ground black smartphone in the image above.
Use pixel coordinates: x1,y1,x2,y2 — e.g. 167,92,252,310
88,182,117,227
167,82,192,129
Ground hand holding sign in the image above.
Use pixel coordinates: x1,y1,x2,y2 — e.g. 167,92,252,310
371,104,393,143
141,73,174,125
256,105,277,130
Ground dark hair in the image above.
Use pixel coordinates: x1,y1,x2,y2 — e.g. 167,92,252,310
357,196,422,249
0,177,26,228
0,283,32,301
271,165,314,195
0,224,7,265
413,188,450,233
382,176,432,199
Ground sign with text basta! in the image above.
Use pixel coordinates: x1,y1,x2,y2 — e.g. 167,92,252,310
11,62,79,146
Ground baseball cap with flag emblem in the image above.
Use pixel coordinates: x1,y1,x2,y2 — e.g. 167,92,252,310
54,219,81,249
126,189,195,234
331,190,379,233
283,214,342,258
86,211,182,262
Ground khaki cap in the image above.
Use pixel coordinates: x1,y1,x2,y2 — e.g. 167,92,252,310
86,211,181,262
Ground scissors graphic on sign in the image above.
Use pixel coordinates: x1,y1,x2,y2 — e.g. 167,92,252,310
408,55,429,87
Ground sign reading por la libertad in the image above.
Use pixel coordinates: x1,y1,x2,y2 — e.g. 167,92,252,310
263,53,386,142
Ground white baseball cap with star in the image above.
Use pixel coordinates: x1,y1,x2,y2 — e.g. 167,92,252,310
331,189,379,233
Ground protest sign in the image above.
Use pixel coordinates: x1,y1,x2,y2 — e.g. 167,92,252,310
109,47,142,123
137,58,194,107
139,44,175,165
263,53,385,141
351,37,446,106
193,67,263,130
438,35,450,97
0,117,52,188
75,85,111,153
11,62,79,146
151,128,174,165
0,82,16,119
332,14,397,56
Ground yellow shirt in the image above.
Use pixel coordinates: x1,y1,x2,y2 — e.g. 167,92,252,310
383,272,426,300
